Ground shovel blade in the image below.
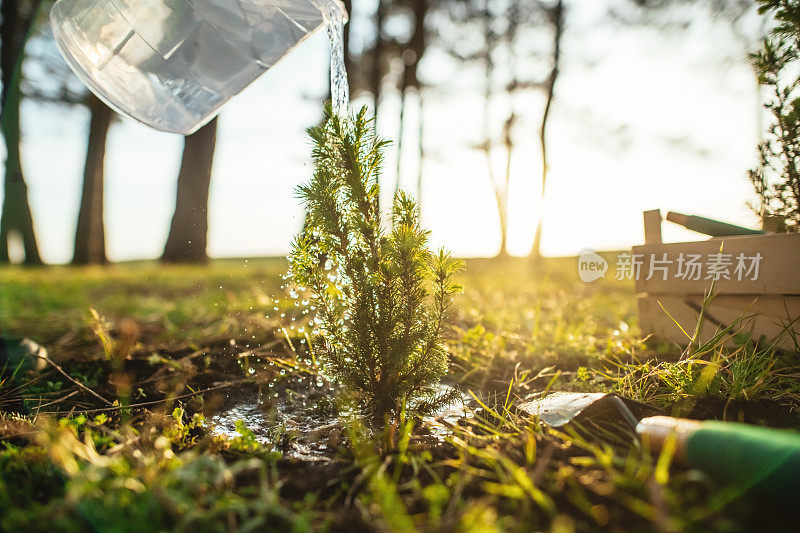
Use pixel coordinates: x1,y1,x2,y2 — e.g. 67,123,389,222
517,392,610,427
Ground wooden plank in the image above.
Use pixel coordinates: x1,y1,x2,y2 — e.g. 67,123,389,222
632,233,800,296
637,294,800,350
643,209,662,245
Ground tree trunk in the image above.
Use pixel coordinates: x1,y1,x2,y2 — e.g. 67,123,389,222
162,117,218,263
391,0,427,210
371,0,387,215
371,0,386,113
500,113,516,259
485,95,507,258
480,1,506,259
531,0,563,260
499,2,522,261
73,94,112,265
407,0,427,204
0,0,42,265
416,88,424,204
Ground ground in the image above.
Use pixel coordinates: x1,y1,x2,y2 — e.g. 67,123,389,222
1,257,798,532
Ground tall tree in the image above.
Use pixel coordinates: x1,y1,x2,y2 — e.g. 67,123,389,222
162,118,218,263
394,0,429,197
435,0,506,256
0,0,42,264
500,0,524,260
72,93,112,264
530,0,564,260
410,0,428,202
480,0,506,257
399,0,429,202
371,0,388,114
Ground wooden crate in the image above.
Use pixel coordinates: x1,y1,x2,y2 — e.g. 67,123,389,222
634,210,800,350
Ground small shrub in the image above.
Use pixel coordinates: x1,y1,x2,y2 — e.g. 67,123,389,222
289,106,463,420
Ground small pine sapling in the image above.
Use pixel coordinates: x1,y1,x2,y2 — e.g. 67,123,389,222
748,0,800,231
289,106,463,420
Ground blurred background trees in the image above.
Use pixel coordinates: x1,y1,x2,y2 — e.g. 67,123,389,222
2,0,113,265
0,0,770,264
0,0,43,265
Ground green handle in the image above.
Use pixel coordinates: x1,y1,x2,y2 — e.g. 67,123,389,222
687,421,800,498
666,212,763,237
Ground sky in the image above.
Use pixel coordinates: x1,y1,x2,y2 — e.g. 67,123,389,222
3,0,765,263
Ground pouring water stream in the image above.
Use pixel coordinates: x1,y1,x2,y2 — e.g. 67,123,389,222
321,0,350,115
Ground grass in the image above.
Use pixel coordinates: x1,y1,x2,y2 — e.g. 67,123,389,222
0,259,290,345
1,257,799,531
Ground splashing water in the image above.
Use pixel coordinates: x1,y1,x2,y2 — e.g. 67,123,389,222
321,0,350,115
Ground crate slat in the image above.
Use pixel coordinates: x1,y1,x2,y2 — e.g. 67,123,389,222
633,233,800,296
637,294,800,349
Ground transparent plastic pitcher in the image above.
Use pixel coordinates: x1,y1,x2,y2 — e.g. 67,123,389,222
51,0,345,134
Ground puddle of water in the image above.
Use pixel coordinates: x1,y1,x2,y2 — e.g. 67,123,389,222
209,381,473,459
420,384,475,440
209,375,341,461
